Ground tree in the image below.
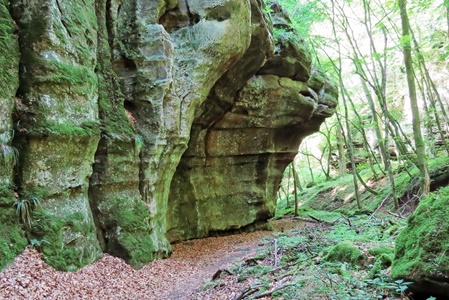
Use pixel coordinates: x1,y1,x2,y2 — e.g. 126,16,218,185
398,0,431,195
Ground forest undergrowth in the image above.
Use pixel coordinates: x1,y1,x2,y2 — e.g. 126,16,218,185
198,212,410,299
198,156,449,299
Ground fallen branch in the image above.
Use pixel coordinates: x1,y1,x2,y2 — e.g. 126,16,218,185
233,284,264,300
370,194,390,219
307,214,331,224
253,283,295,299
340,214,352,227
387,211,406,219
262,262,297,275
212,269,233,281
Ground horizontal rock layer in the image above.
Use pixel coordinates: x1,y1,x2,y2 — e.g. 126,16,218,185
0,0,336,270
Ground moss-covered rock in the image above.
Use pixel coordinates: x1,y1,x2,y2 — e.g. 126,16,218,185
0,190,28,270
369,246,394,257
167,1,337,242
0,0,27,270
368,247,394,278
369,253,393,278
17,135,102,270
391,186,449,297
30,209,101,271
323,242,366,266
2,0,337,270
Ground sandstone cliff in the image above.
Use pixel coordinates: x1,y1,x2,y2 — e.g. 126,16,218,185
0,0,336,270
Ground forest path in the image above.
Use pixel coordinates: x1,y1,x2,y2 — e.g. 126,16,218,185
0,218,304,300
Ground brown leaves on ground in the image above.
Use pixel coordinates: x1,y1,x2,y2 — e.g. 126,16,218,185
0,231,270,300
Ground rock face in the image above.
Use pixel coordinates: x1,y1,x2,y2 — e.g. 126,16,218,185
392,186,449,298
0,0,336,270
166,2,337,241
0,0,28,269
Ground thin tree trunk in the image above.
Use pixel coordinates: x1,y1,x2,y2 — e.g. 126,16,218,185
336,124,346,176
304,141,315,184
286,164,292,208
331,2,361,208
291,163,299,217
410,27,449,155
398,0,430,196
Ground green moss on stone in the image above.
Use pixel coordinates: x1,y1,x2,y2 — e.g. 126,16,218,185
323,242,366,266
99,196,162,267
391,186,449,280
30,209,102,271
0,1,19,97
34,60,97,95
0,226,27,270
0,192,28,270
97,71,136,139
369,253,393,278
114,232,156,269
369,247,394,257
25,121,100,137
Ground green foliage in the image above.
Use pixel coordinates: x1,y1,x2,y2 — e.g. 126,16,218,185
14,196,40,227
0,144,19,174
274,0,325,39
365,277,411,298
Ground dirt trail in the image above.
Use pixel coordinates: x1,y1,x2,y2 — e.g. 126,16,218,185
0,218,304,300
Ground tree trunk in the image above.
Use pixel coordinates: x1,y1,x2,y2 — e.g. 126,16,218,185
291,163,299,217
336,124,346,176
398,0,430,196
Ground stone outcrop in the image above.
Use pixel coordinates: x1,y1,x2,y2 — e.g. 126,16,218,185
0,0,336,270
166,2,337,241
